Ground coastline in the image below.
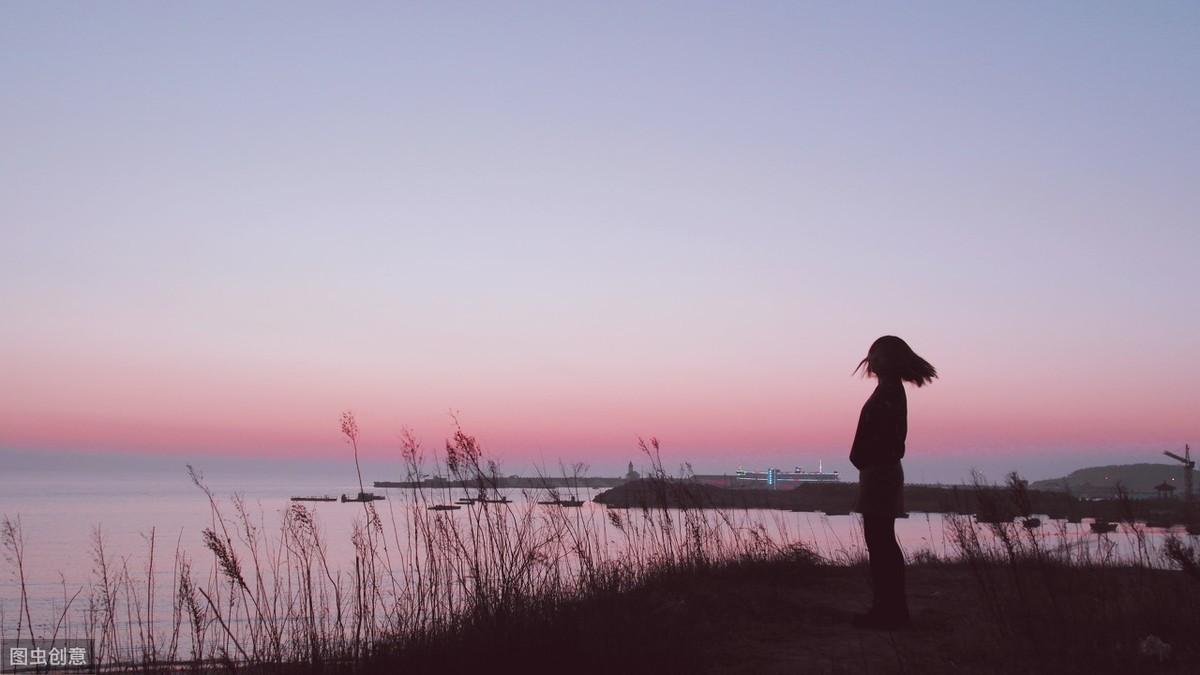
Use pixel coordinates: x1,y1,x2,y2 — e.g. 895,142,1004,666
593,478,1200,528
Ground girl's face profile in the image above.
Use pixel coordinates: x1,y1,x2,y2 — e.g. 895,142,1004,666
868,349,888,375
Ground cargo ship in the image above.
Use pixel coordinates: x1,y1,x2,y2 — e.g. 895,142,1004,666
733,461,840,487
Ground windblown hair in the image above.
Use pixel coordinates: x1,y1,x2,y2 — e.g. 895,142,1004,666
854,335,937,387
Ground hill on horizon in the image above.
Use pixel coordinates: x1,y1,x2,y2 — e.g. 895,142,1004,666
1029,462,1198,497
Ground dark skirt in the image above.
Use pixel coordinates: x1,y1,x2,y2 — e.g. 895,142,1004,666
856,460,905,517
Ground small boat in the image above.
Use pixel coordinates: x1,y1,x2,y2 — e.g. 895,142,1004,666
341,492,386,503
975,515,1014,524
478,496,511,504
1090,521,1118,534
821,509,851,516
1022,517,1042,529
1067,515,1082,524
455,497,478,505
559,496,584,507
290,495,337,502
428,504,462,511
537,499,561,505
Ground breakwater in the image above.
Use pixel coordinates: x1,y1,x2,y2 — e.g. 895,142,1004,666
593,478,1198,527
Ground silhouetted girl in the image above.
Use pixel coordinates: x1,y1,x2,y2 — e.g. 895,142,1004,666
850,335,936,629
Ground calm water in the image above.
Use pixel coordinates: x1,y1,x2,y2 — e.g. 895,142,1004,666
0,460,1188,639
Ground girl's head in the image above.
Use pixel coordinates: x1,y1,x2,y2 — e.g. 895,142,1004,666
855,335,937,386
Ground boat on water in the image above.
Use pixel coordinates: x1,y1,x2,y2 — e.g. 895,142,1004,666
428,504,461,511
291,495,337,502
478,496,511,504
539,495,585,507
975,514,1016,524
1090,521,1118,534
341,492,386,503
456,497,478,505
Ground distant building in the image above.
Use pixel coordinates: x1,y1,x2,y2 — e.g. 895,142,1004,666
625,461,640,481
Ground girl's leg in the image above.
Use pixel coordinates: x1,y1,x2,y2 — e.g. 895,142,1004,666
862,514,907,620
882,515,908,619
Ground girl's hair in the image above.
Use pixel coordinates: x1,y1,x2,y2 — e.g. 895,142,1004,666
854,335,937,386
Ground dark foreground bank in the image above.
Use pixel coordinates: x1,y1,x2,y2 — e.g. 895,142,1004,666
351,550,1200,675
70,539,1200,674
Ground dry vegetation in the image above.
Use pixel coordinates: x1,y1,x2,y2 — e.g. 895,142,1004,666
2,419,1198,673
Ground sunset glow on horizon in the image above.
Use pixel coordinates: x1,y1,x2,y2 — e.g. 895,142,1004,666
2,3,1197,481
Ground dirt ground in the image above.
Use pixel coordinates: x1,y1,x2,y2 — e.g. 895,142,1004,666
690,564,989,674
621,562,1195,675
360,558,1199,675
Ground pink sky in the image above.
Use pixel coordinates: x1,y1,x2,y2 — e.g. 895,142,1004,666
2,4,1197,481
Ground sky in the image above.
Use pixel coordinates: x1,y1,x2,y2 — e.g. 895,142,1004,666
2,2,1198,483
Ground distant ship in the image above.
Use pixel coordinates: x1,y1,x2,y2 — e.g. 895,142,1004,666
733,461,840,486
340,492,386,503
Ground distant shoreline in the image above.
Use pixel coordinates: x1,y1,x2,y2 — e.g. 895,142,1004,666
592,478,1200,528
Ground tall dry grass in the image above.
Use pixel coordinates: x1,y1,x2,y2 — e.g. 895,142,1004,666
939,472,1200,672
0,418,813,671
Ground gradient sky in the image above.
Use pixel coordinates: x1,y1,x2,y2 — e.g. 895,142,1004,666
2,3,1197,482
